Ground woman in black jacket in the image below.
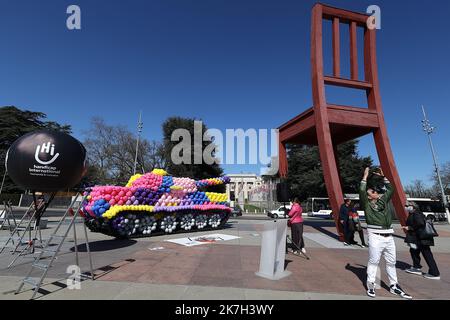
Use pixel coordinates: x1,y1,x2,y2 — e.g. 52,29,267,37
402,201,440,280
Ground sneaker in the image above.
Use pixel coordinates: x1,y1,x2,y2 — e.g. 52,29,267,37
405,267,423,276
423,273,440,280
343,242,350,246
390,284,412,300
301,248,306,254
366,288,376,298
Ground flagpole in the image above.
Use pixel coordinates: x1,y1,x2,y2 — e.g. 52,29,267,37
421,105,449,222
133,111,143,175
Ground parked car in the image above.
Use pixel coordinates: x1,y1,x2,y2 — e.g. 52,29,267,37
268,205,292,219
231,207,243,217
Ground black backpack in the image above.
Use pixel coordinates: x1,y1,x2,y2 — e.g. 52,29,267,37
418,216,439,239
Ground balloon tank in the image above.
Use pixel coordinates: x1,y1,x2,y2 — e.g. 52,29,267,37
82,169,232,238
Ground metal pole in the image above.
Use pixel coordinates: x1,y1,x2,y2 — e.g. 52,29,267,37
0,170,7,195
133,111,143,175
421,105,449,222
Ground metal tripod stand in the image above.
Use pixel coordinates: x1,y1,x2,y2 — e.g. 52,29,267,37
286,234,310,260
0,193,55,268
15,193,94,299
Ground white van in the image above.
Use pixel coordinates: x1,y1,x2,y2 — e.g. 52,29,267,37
268,205,292,219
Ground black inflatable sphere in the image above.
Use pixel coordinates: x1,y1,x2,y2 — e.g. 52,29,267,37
5,130,87,192
276,182,291,203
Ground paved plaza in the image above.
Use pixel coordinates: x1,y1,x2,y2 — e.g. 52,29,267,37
1,215,449,300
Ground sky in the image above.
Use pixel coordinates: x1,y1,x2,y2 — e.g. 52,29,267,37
0,0,449,186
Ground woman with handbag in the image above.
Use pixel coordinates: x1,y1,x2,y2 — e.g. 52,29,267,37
402,201,440,280
288,198,305,254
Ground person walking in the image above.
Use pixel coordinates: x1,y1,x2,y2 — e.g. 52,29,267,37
350,205,367,247
402,201,440,280
360,167,412,299
288,198,306,254
339,199,355,245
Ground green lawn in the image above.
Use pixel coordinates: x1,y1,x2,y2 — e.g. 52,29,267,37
244,204,262,213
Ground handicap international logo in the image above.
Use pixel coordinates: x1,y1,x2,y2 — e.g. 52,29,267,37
29,142,62,178
34,142,60,165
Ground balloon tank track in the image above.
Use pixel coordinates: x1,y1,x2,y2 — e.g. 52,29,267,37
84,209,231,239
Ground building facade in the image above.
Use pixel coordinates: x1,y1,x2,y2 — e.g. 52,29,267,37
226,174,262,206
226,173,280,210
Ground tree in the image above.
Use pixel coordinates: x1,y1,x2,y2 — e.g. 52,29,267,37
161,117,224,191
0,106,71,193
404,179,433,198
83,117,165,186
286,140,373,200
431,161,450,196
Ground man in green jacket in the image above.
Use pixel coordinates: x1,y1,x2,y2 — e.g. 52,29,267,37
360,167,412,299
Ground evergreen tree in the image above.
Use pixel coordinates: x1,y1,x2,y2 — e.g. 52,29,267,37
286,140,373,200
162,117,224,191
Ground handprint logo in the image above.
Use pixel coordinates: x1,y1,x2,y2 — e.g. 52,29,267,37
34,142,60,165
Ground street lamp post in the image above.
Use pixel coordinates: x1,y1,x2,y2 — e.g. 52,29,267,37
133,111,143,175
421,105,449,222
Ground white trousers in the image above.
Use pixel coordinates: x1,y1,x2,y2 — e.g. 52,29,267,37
367,232,398,288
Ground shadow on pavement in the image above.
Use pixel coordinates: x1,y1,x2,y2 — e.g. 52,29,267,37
305,219,407,242
284,259,293,269
345,263,409,292
395,260,411,271
345,263,389,291
94,258,136,279
345,263,367,288
70,239,137,252
220,223,234,230
305,220,340,240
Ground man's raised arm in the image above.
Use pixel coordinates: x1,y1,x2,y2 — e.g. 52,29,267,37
359,167,370,207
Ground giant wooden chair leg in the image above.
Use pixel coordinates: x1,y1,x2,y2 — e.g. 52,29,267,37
316,126,345,241
373,129,407,225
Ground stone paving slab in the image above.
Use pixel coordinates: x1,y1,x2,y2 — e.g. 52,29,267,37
92,242,450,299
1,218,449,300
0,276,394,300
303,232,357,249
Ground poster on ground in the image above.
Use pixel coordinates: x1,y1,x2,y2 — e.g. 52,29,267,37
165,233,240,247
